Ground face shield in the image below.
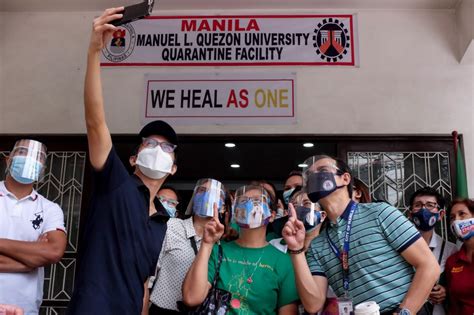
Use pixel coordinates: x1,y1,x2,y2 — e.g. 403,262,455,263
186,178,226,218
232,185,272,229
290,192,323,233
8,139,47,184
302,155,344,203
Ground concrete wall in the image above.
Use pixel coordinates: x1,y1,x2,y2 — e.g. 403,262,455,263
0,9,473,193
456,0,474,62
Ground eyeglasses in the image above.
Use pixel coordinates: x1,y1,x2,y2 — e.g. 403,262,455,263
412,201,438,211
142,138,176,153
158,196,179,207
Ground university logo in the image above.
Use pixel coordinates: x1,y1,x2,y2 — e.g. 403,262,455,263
313,18,350,62
103,24,136,62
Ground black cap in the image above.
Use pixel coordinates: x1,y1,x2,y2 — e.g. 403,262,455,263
139,120,178,146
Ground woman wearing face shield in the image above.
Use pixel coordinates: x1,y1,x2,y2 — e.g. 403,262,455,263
148,179,227,314
182,184,299,314
269,190,326,254
445,198,474,315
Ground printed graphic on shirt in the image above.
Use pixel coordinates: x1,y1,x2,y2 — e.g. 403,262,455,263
451,266,464,273
224,256,274,312
31,212,43,230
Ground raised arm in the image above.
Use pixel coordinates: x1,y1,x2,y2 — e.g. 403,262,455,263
0,231,66,268
282,204,327,313
398,238,441,313
182,207,224,307
85,8,123,170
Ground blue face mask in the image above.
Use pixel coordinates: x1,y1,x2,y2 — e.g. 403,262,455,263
411,208,439,231
234,200,271,229
10,156,43,185
283,188,295,205
162,202,177,218
192,191,223,217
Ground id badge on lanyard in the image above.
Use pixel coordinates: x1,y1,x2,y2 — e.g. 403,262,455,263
326,201,358,315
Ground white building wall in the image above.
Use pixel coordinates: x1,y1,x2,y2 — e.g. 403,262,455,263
0,9,473,193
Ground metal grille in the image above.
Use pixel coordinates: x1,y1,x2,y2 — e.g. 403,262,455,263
0,151,85,312
348,152,452,239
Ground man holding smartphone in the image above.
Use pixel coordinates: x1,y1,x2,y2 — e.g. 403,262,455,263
67,7,178,314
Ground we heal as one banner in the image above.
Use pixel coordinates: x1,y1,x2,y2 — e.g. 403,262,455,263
102,15,358,66
142,73,296,125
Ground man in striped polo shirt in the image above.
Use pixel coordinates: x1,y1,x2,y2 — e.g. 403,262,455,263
282,155,440,315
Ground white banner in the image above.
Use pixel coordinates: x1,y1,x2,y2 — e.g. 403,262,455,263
142,72,296,125
102,15,358,66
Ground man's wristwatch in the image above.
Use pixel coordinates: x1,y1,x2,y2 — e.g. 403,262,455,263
395,307,411,315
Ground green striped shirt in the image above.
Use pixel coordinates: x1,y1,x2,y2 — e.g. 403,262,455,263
307,201,420,313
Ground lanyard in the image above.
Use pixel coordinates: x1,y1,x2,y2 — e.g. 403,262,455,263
326,201,357,298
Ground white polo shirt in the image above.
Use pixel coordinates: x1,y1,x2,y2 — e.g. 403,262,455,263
0,181,65,315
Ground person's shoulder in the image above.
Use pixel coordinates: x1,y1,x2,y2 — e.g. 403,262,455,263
445,247,461,266
221,240,237,250
166,217,188,237
358,201,393,213
360,202,403,221
444,238,459,257
35,193,63,213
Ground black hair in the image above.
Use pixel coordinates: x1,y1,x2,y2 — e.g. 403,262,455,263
448,197,474,216
287,170,302,178
333,157,354,198
409,187,445,210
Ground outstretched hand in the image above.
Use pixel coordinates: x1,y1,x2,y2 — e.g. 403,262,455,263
282,203,306,251
203,203,225,245
89,7,124,53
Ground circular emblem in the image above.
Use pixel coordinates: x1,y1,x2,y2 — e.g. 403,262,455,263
102,23,136,62
313,18,350,62
322,179,335,191
429,215,437,227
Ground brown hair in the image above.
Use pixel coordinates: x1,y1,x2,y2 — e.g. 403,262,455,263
448,197,474,215
353,178,371,203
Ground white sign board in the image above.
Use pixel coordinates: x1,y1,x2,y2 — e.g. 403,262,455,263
102,15,358,66
143,73,296,125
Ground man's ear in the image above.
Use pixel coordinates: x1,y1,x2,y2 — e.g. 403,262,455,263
170,164,177,175
353,189,362,200
320,211,327,222
341,172,351,186
4,155,12,170
270,211,276,222
438,209,446,221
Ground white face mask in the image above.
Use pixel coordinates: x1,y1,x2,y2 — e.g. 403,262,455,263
136,146,173,179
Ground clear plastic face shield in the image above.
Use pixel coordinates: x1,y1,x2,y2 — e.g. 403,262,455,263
290,191,323,233
186,178,226,218
233,185,272,229
8,139,47,184
302,155,344,203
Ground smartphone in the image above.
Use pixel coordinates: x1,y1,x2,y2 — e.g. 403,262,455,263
111,0,155,26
